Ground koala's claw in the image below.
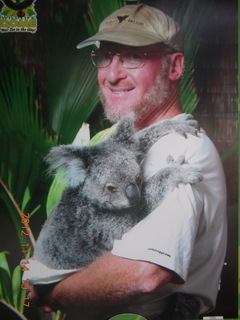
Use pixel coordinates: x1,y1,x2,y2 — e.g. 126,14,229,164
167,155,185,165
183,167,203,184
166,154,203,186
173,113,199,138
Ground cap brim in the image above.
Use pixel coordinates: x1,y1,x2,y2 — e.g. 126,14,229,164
76,30,163,49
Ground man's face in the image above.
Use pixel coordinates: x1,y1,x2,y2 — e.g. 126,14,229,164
97,43,172,123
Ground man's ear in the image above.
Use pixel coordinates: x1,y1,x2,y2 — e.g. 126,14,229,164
168,52,184,81
45,145,87,187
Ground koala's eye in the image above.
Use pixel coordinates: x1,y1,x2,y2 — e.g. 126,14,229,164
106,184,117,193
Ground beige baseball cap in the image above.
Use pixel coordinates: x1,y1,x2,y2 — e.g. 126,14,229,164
77,4,183,52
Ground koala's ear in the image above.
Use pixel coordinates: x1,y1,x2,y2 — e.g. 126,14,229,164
114,113,137,144
45,145,87,187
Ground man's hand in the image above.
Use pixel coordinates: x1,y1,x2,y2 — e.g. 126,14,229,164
28,283,59,313
20,257,65,312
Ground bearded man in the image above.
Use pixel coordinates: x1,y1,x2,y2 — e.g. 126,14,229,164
28,4,227,320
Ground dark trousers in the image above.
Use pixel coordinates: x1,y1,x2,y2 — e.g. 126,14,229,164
64,293,200,320
148,293,200,320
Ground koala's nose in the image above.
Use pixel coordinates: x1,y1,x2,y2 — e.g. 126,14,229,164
125,184,140,205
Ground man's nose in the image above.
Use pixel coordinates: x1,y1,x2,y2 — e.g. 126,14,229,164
106,55,127,83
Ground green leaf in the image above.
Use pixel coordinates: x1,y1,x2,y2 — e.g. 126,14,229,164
46,169,68,216
21,187,31,213
84,0,127,35
12,265,25,312
29,204,41,218
0,60,56,245
1,9,11,16
0,251,13,305
0,251,11,277
171,0,208,114
26,9,35,16
88,124,117,146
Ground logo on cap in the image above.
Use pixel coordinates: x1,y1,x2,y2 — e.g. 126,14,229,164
117,15,129,24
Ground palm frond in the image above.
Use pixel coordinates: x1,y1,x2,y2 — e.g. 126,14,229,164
0,251,13,306
44,1,97,144
84,0,127,34
44,0,127,144
0,66,54,205
0,53,56,251
171,0,210,113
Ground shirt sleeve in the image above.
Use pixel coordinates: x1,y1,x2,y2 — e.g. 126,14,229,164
112,183,202,281
112,132,206,281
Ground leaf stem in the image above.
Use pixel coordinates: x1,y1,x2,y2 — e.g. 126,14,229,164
0,179,36,247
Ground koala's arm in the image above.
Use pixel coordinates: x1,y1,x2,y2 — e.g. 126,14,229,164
30,252,176,310
136,113,199,153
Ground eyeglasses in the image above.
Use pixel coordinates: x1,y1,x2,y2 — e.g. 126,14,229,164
90,50,167,69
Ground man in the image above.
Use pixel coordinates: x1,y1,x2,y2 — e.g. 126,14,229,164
29,4,227,319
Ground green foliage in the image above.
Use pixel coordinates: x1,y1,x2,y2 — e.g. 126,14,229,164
0,251,27,315
171,0,208,113
84,0,128,35
0,61,56,244
0,41,54,316
0,67,53,201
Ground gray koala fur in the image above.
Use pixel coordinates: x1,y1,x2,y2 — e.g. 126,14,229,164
34,113,202,270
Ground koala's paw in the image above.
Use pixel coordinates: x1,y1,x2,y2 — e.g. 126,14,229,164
167,154,185,165
179,166,203,185
172,113,199,138
167,155,203,186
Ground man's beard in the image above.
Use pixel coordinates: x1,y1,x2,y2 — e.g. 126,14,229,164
100,70,172,123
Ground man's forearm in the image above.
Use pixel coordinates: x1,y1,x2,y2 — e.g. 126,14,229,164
45,252,173,308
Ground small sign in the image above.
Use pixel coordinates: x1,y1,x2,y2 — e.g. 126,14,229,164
0,0,37,33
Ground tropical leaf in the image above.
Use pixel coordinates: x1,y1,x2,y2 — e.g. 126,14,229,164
21,186,32,214
0,62,55,213
12,265,26,313
0,251,13,306
46,169,68,215
0,252,28,315
0,66,53,204
0,179,36,248
0,42,56,283
171,0,207,113
88,123,117,146
44,1,96,144
84,0,128,35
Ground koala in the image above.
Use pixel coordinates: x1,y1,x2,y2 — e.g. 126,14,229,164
34,113,202,270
